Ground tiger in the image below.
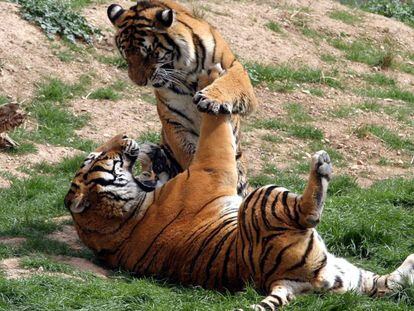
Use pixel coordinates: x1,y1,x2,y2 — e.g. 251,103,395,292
65,109,414,310
106,0,258,196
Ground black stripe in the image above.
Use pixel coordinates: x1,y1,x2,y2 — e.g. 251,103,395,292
179,20,206,72
219,236,236,289
286,231,314,272
188,218,235,276
132,210,184,272
270,294,283,306
281,191,294,220
162,102,194,124
312,253,327,278
260,186,279,230
203,227,236,287
264,241,300,286
70,182,80,189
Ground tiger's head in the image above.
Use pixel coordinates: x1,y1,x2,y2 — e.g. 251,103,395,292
107,0,203,91
64,134,147,234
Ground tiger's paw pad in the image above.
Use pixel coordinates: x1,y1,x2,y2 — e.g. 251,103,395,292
311,150,332,180
193,91,232,115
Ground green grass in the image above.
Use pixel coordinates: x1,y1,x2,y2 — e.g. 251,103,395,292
138,131,161,144
252,118,323,140
285,102,312,122
359,86,414,104
355,124,414,151
7,77,95,152
301,26,324,40
265,21,283,33
329,9,362,25
309,88,324,97
95,55,128,69
245,63,342,89
341,0,414,28
320,53,337,63
261,134,282,144
363,73,396,86
329,37,393,68
0,96,9,105
329,105,356,118
2,142,38,155
89,88,120,101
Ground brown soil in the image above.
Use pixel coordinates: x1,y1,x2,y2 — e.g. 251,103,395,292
0,237,26,246
0,256,107,280
46,225,85,251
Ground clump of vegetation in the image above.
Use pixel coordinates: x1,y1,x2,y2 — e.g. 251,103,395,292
14,0,101,43
8,76,94,151
246,63,341,89
265,21,283,33
329,37,394,68
354,124,414,152
341,0,414,27
329,9,363,25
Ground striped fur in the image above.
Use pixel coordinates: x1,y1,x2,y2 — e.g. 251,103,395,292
107,0,257,196
65,114,414,310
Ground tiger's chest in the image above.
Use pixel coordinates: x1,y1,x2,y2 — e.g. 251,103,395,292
156,88,202,137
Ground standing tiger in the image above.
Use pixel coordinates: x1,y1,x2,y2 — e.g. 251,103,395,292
107,0,258,196
65,109,414,310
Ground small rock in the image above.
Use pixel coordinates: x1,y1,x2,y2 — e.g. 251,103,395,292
357,160,364,165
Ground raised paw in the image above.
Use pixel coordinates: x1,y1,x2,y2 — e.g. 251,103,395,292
311,150,332,180
123,137,140,157
193,90,232,115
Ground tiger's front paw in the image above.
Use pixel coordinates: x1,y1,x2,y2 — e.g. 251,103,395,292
193,90,233,115
122,137,140,157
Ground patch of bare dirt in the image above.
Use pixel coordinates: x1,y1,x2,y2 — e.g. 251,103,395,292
0,237,26,246
0,143,80,182
52,215,73,224
47,225,85,251
0,256,108,280
0,176,10,188
73,98,160,143
52,256,109,278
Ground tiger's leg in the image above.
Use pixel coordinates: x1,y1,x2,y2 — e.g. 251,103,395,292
296,150,332,228
315,253,414,297
189,113,238,191
250,280,312,311
193,61,257,115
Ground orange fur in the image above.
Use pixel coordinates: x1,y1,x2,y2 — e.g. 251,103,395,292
108,0,256,196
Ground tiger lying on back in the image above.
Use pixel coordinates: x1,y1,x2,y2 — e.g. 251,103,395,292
65,110,414,310
107,0,257,196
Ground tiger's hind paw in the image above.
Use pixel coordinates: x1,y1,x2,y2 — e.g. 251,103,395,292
311,150,332,181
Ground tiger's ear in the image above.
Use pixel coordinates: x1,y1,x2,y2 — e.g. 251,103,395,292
107,4,125,25
155,9,175,28
69,194,87,214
